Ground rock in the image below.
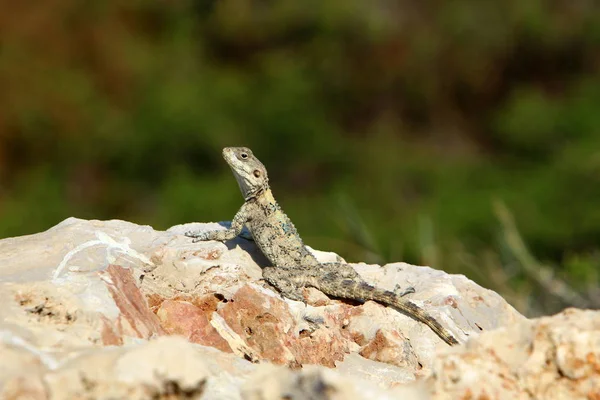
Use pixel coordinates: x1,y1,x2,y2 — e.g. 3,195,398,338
241,362,426,399
428,307,600,400
155,296,233,352
2,217,586,399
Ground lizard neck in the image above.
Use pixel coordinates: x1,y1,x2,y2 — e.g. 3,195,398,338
259,188,276,204
244,185,271,202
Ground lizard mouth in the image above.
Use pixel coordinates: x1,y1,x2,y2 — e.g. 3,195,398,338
222,147,237,165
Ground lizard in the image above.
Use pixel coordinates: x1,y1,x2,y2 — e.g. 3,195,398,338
185,147,459,346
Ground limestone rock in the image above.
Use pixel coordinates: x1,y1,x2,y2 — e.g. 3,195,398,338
0,217,583,399
428,307,600,400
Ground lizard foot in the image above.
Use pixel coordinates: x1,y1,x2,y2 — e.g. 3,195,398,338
394,285,415,297
184,230,212,242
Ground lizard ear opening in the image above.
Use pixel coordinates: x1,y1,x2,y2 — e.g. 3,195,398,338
241,152,248,159
253,170,261,178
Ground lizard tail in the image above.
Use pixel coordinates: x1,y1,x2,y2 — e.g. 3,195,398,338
317,279,460,346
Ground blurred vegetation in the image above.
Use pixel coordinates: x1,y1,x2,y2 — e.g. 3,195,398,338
0,0,599,316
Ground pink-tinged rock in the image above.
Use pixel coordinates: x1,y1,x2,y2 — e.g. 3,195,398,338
289,303,356,368
360,329,419,370
101,264,164,339
100,315,123,346
217,284,356,367
218,284,298,365
156,297,232,353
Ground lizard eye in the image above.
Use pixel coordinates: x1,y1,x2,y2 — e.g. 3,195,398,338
253,170,261,178
240,152,248,159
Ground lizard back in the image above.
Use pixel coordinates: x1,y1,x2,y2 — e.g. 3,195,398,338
247,189,320,269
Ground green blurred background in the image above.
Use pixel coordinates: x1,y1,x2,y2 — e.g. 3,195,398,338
1,0,599,316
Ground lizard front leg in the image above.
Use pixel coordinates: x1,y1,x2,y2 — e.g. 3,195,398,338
185,203,251,242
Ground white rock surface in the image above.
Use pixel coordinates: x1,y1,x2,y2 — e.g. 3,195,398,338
0,218,593,399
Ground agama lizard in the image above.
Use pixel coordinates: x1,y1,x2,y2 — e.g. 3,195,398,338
185,147,459,346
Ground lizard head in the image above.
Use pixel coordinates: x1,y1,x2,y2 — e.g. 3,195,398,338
222,147,269,200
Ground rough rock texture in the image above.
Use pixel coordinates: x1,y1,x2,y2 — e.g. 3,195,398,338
428,307,600,400
0,218,596,399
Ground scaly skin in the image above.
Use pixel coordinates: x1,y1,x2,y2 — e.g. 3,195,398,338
186,147,459,346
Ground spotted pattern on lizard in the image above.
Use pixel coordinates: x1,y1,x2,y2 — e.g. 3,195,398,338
186,147,459,346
